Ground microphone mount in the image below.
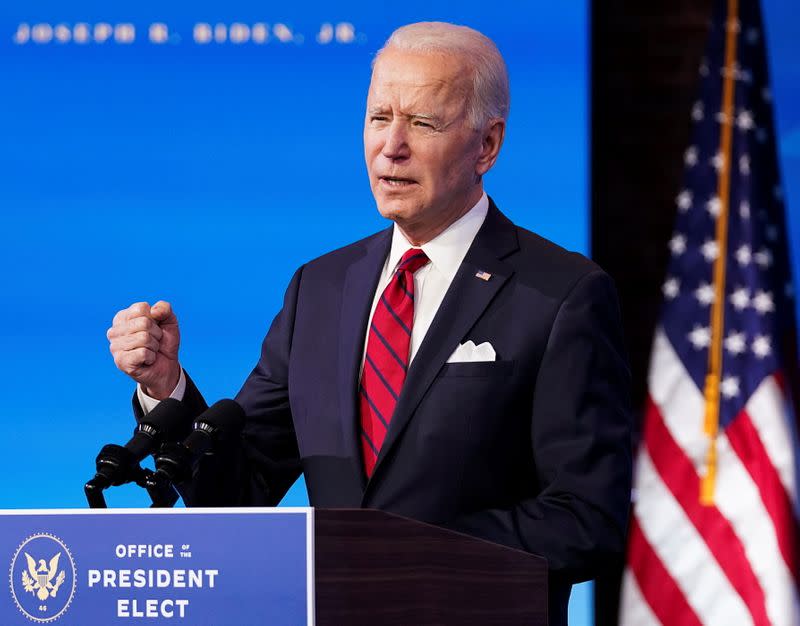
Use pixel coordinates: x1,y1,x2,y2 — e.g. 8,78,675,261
84,398,191,508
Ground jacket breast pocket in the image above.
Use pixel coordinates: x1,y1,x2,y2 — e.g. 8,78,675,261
437,360,516,378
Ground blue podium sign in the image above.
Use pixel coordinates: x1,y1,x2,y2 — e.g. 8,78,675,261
0,508,314,625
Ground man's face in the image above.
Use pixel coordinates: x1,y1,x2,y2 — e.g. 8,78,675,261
364,48,485,242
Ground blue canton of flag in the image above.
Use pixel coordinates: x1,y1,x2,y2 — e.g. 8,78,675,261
661,1,798,429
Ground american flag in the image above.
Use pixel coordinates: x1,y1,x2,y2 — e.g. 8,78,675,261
619,0,800,624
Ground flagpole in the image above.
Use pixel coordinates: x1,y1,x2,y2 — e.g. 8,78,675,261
701,0,739,506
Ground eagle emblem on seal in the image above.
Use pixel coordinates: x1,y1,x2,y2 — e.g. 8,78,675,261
21,552,66,601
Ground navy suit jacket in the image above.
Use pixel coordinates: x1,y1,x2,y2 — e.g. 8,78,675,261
150,200,633,625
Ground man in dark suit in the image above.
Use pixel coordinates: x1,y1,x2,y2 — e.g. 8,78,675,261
108,22,632,625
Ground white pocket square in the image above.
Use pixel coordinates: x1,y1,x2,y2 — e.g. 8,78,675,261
446,340,496,363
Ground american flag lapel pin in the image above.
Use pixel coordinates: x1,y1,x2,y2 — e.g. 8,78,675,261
475,270,492,281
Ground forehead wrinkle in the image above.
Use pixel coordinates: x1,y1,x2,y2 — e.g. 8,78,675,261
367,55,472,122
369,69,452,99
372,47,471,83
367,86,459,121
374,79,450,103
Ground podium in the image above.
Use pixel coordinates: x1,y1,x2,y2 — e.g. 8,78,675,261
1,508,547,625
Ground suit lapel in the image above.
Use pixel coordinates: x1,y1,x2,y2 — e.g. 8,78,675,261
338,228,392,490
365,201,520,494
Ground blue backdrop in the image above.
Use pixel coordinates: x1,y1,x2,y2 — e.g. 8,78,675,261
764,0,800,305
0,1,587,505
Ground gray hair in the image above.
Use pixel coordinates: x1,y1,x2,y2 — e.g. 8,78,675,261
374,22,510,130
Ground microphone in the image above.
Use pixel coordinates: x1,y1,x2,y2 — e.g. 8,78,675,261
147,399,245,507
84,398,193,508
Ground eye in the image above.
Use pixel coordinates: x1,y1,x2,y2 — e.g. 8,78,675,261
413,120,434,129
370,115,389,123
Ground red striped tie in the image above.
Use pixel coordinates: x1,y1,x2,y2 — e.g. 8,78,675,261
359,248,430,477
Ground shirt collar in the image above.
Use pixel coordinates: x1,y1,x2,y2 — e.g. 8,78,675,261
387,192,489,281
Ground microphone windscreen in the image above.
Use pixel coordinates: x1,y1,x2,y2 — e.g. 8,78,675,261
141,398,194,440
126,398,194,460
159,400,245,475
196,399,246,433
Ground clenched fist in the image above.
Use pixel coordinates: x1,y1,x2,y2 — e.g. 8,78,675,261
107,301,181,400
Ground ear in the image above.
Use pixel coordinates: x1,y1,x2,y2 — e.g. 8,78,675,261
475,118,506,176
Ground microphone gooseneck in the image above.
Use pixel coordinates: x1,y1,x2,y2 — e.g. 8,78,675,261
146,399,245,507
84,398,193,508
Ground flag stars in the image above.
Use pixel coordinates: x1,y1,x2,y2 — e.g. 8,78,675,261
752,290,775,314
721,376,740,399
756,128,768,143
701,240,720,262
754,248,773,268
752,334,772,359
688,325,711,350
684,146,699,167
746,27,760,44
677,190,693,212
736,110,754,130
739,154,750,175
762,87,772,102
785,283,795,300
735,244,751,266
699,61,710,77
740,201,751,219
724,331,747,356
706,195,722,218
730,287,750,311
662,277,680,300
695,282,715,306
692,101,705,121
669,234,687,256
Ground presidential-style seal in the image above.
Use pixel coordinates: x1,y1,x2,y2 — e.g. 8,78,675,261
9,533,76,623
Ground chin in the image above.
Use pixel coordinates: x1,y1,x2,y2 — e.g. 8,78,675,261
375,198,417,223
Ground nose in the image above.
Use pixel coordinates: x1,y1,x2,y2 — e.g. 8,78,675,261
381,119,410,161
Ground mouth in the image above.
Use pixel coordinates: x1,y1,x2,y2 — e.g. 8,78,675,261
378,176,417,188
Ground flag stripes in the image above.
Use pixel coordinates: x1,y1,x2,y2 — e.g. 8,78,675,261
630,447,752,624
726,411,799,581
626,517,704,626
623,331,800,625
643,396,771,626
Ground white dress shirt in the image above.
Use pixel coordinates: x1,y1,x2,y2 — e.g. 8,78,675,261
138,192,489,412
361,192,489,367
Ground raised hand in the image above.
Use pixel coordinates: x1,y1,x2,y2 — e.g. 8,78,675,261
107,300,181,399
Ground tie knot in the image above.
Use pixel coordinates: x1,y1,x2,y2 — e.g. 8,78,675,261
397,249,430,275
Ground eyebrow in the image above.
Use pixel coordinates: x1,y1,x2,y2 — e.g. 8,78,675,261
367,107,441,124
409,113,438,122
